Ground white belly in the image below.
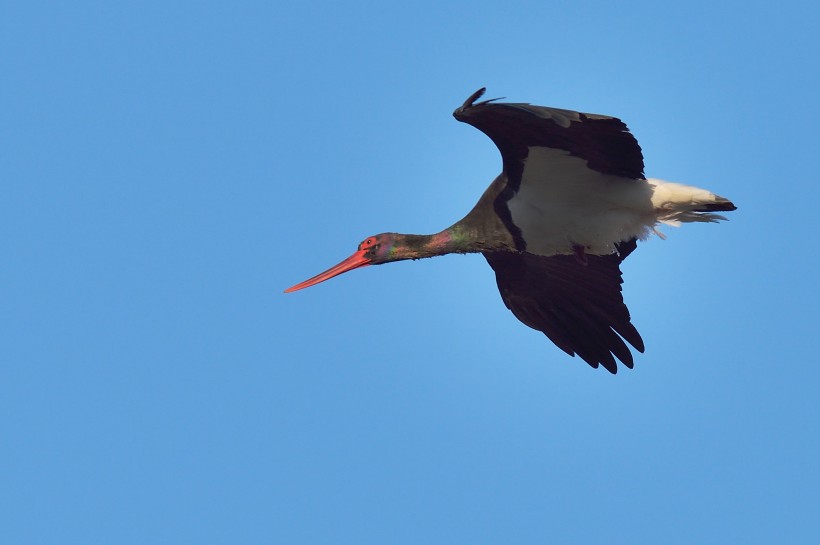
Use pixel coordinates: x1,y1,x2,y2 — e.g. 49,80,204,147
508,147,656,256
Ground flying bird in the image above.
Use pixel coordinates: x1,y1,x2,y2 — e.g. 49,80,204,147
285,88,736,373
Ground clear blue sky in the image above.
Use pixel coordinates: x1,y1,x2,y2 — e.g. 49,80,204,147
3,1,819,543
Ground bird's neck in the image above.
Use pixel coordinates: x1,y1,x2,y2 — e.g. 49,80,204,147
388,229,469,261
387,175,518,261
388,223,509,261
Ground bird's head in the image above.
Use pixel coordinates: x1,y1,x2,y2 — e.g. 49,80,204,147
284,233,400,293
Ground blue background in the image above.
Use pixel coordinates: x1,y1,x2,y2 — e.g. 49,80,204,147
3,1,818,543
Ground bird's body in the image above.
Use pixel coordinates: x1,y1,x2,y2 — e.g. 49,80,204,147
286,89,736,373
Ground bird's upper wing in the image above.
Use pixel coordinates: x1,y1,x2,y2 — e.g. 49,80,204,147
483,239,644,373
453,88,645,182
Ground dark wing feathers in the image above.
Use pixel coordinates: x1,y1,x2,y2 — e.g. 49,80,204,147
457,90,646,372
454,87,645,180
483,239,643,373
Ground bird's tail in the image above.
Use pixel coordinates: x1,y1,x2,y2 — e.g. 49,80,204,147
647,178,737,227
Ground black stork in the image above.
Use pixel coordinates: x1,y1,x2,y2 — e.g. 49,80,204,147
286,88,736,373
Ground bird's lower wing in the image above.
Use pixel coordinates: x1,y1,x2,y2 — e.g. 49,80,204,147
483,239,643,373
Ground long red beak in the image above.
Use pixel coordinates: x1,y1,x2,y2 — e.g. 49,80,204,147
284,250,371,293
